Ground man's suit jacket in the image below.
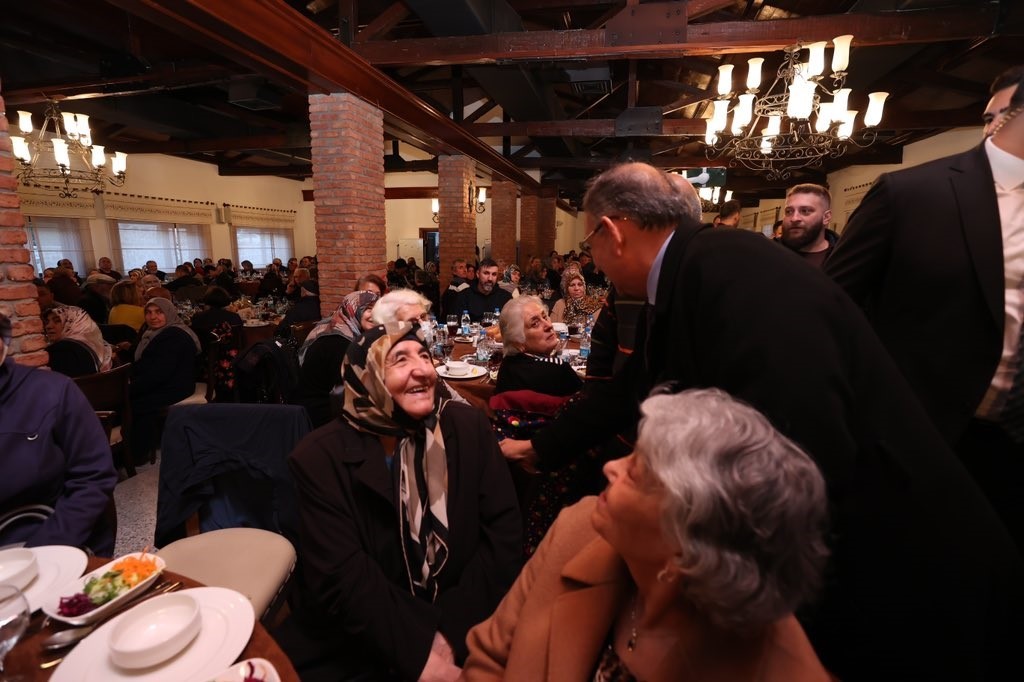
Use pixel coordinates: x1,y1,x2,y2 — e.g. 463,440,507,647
531,222,1022,680
463,498,830,682
824,143,1003,446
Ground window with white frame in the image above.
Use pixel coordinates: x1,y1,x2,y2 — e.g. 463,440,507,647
113,221,211,272
25,216,92,275
233,226,294,268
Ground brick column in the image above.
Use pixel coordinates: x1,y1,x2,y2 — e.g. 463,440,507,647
519,193,539,270
537,187,557,260
0,89,46,366
489,179,517,268
308,93,385,315
437,155,477,293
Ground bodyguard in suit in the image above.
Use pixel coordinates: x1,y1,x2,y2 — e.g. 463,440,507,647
502,162,1022,680
825,66,1024,552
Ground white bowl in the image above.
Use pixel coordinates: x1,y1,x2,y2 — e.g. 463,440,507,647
0,548,38,591
108,593,201,669
445,361,471,376
551,322,569,333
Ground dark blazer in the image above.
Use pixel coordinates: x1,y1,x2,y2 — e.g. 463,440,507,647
129,326,198,414
285,403,522,681
532,222,1023,681
294,334,350,427
824,144,1002,446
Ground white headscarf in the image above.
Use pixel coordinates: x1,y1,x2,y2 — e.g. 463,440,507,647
48,306,113,372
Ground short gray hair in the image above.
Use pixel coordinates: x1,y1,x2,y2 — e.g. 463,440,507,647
499,295,544,356
636,388,829,630
583,162,696,230
371,288,431,324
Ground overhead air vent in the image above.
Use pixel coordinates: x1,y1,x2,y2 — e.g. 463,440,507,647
229,79,283,111
566,67,612,95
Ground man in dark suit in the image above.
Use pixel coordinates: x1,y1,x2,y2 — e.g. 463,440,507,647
825,66,1024,552
502,162,1022,680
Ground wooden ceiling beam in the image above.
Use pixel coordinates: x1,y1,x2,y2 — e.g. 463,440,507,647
103,0,542,193
355,2,410,42
353,5,1012,66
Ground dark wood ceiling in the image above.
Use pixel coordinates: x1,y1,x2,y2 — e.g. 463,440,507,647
2,0,1021,207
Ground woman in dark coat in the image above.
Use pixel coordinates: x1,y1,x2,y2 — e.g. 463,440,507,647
294,290,378,427
280,322,522,681
129,297,201,461
495,295,582,397
43,306,113,378
189,286,243,338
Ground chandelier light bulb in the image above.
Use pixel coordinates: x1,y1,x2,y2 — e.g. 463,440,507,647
717,64,734,97
864,91,889,127
699,187,713,201
735,93,755,128
112,151,128,175
725,190,733,202
786,75,816,120
806,41,828,77
765,115,782,137
711,187,721,203
837,110,858,140
832,88,852,114
704,118,719,145
760,136,774,154
711,99,730,133
815,102,835,132
51,138,71,168
17,111,33,135
832,35,853,73
61,112,78,140
11,136,31,162
91,145,106,168
746,58,764,90
77,114,92,146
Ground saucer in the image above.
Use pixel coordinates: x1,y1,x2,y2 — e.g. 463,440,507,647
436,364,487,379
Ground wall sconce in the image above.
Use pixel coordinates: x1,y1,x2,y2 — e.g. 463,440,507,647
431,198,440,224
469,182,486,214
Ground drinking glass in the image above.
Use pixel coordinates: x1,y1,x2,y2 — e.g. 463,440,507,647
442,338,455,364
0,585,30,676
446,315,460,338
557,328,569,352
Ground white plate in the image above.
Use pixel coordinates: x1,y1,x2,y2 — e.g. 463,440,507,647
43,552,166,625
452,336,475,343
21,546,87,612
243,320,269,327
51,587,255,682
561,348,580,358
210,658,281,682
436,364,487,380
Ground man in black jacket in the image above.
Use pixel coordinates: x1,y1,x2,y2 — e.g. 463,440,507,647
452,258,511,322
502,161,1023,681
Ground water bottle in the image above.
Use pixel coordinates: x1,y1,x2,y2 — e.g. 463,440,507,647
476,329,491,362
580,317,593,361
460,310,471,337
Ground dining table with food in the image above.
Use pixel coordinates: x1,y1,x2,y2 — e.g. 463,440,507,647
0,545,297,681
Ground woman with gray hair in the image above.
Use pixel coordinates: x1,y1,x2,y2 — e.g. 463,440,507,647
371,287,431,324
464,388,832,681
495,295,581,396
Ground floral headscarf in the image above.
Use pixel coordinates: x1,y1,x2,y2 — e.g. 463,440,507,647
134,297,201,361
298,290,378,365
501,264,521,283
560,270,601,322
341,322,451,601
48,306,113,372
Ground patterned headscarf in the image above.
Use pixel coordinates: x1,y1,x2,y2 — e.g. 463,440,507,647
48,306,113,372
560,269,601,322
501,264,521,283
298,290,378,365
134,297,201,361
341,322,451,601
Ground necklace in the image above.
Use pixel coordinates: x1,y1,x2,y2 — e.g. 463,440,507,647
626,596,639,652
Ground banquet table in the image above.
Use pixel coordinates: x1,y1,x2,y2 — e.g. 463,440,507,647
5,557,299,681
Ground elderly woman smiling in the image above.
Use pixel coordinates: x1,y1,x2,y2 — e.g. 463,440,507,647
496,296,582,397
283,322,522,681
463,388,832,681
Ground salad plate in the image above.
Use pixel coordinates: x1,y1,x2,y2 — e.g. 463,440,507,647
51,587,255,682
43,552,166,625
436,364,487,379
210,658,281,682
21,545,88,612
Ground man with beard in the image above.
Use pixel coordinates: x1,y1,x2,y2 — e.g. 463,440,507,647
780,183,838,268
453,258,511,322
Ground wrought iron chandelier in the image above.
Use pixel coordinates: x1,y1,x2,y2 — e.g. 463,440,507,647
703,35,888,180
10,100,127,198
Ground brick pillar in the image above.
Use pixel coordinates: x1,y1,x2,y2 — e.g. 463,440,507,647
438,156,476,293
0,89,46,366
489,179,517,268
309,93,385,315
537,187,557,260
519,193,539,270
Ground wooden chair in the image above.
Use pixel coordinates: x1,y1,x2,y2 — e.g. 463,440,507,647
289,320,317,345
73,363,136,477
99,323,138,366
240,322,276,350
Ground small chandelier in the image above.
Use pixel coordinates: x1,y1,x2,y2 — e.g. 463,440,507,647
10,100,127,198
431,198,440,223
703,35,888,180
469,182,486,213
697,186,733,213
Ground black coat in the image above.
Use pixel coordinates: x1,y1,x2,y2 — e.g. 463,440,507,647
495,352,582,397
130,326,198,414
532,221,1023,681
825,144,1002,447
295,334,350,428
47,339,98,378
285,403,522,680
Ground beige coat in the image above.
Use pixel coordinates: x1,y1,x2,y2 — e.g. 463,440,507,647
462,498,832,682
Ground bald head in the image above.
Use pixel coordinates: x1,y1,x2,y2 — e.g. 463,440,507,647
583,162,696,230
667,173,704,225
